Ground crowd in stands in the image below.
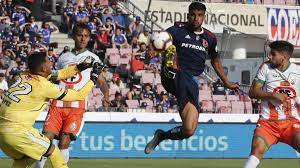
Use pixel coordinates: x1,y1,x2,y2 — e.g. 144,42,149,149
198,0,299,5
0,0,257,113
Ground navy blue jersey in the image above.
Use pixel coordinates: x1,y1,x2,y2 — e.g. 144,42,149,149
166,22,218,76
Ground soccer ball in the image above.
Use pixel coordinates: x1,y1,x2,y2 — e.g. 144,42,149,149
150,31,173,51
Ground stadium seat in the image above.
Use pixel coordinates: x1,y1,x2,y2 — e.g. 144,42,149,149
199,90,212,101
99,0,109,6
201,100,214,113
263,0,274,4
121,88,130,97
156,83,166,94
108,53,120,66
94,98,102,110
210,0,225,2
154,73,162,85
285,0,296,5
216,100,232,113
140,99,154,111
92,88,102,96
245,101,253,114
120,48,132,57
141,72,155,84
274,0,286,5
212,95,226,101
126,100,140,109
231,101,245,113
227,95,239,101
119,57,130,65
254,0,262,4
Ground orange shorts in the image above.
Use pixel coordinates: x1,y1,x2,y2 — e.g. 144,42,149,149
254,119,300,149
43,106,85,140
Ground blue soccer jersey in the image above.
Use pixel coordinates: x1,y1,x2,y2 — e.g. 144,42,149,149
167,22,218,76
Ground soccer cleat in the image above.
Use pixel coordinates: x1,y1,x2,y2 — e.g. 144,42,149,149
144,129,165,154
165,45,176,68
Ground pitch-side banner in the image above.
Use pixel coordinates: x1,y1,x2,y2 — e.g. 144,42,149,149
0,123,298,158
131,1,267,34
267,6,300,47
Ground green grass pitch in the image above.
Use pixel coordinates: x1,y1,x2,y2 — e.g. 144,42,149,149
0,158,298,168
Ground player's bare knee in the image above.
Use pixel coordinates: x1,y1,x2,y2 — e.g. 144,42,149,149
59,133,72,149
182,128,195,138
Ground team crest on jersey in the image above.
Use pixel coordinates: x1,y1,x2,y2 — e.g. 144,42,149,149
202,39,208,48
62,64,83,84
70,122,77,131
290,78,296,85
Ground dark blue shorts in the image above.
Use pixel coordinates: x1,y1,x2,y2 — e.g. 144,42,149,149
161,66,200,113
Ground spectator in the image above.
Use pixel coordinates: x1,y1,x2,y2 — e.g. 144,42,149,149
129,16,143,37
127,84,142,100
38,21,59,46
137,28,150,45
11,6,30,25
111,27,128,49
110,73,125,90
0,48,15,69
0,72,8,95
156,91,171,113
130,53,145,79
103,17,115,39
113,8,125,29
63,0,75,34
96,27,110,50
141,83,156,101
212,78,226,95
101,8,113,25
110,92,127,112
74,3,89,23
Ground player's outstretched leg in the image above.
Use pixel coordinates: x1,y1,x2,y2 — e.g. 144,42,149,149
144,126,187,154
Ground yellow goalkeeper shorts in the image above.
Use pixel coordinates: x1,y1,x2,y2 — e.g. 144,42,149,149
0,126,50,160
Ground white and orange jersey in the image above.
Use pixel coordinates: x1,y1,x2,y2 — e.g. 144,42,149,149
255,62,300,120
51,49,101,109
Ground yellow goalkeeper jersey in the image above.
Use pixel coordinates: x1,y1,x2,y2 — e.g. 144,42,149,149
0,65,94,128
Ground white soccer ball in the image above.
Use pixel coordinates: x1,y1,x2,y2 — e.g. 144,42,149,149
150,31,173,51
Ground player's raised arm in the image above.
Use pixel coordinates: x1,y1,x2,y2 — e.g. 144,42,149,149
44,62,102,101
47,56,95,82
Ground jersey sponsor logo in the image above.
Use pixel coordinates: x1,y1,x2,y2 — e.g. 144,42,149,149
181,43,206,52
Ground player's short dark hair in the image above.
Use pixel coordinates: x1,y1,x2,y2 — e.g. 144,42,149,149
269,40,294,57
189,2,206,12
27,51,47,73
72,23,91,37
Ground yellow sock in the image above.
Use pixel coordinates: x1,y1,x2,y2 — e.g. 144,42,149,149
12,157,35,168
49,145,68,168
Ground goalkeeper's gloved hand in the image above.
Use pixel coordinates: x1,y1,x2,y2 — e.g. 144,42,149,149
77,56,95,71
90,62,103,84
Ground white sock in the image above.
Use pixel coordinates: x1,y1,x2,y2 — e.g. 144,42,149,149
34,156,47,168
60,149,70,163
244,155,260,168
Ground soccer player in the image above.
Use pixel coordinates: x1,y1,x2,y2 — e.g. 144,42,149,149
35,23,109,167
144,2,239,154
244,41,300,168
0,51,102,168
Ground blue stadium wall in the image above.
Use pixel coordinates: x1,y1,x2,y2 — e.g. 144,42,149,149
1,122,298,158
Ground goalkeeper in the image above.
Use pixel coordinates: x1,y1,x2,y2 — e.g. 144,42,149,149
145,2,239,154
0,51,102,168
